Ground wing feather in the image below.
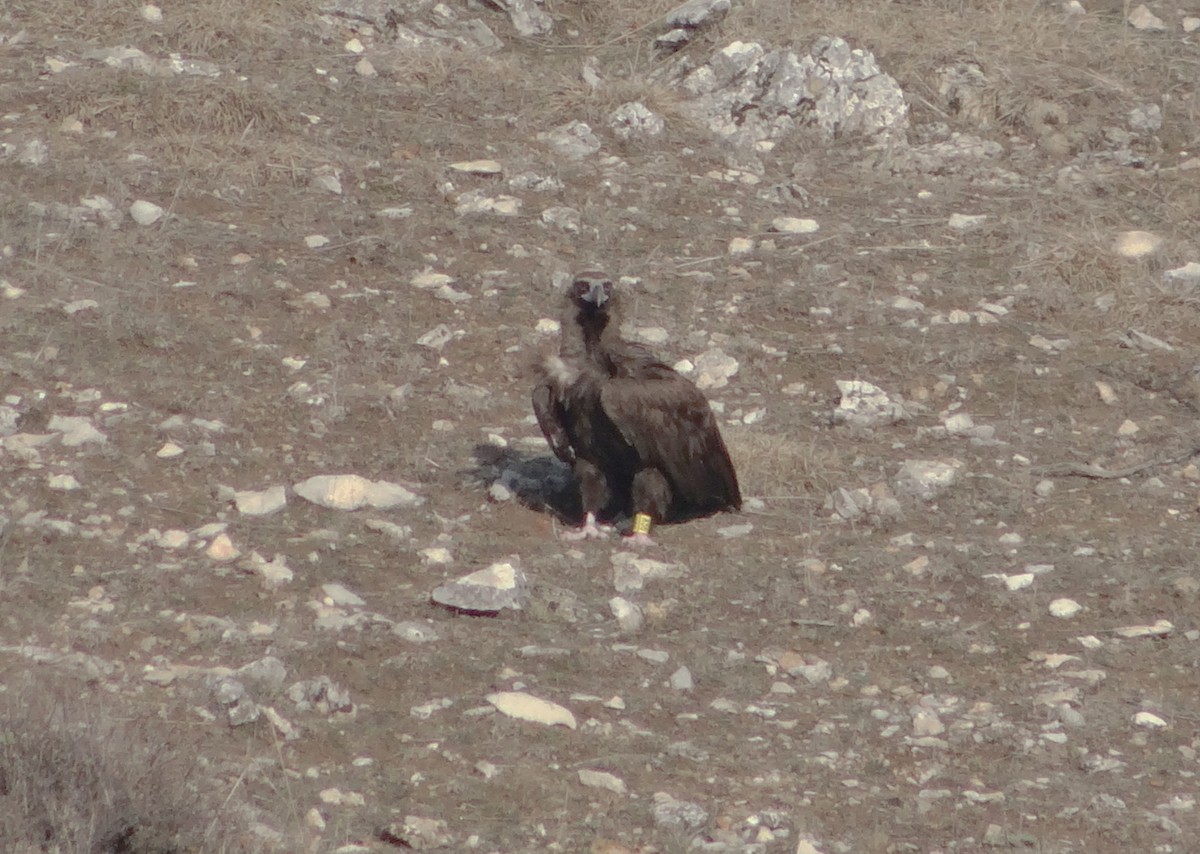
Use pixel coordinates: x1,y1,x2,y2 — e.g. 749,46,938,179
599,365,741,514
532,375,575,465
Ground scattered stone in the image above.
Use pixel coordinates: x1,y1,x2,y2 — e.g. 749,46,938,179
1049,598,1082,618
893,459,963,501
541,206,581,232
317,787,364,806
211,677,260,726
609,597,644,633
156,529,190,550
912,708,945,736
669,666,694,691
1127,4,1166,31
693,348,738,390
410,270,455,290
771,216,820,234
393,621,441,643
206,533,241,562
47,415,107,447
62,299,100,315
237,656,288,696
537,120,601,160
455,190,521,216
156,441,184,458
578,769,628,795
17,139,48,166
129,199,164,225
676,37,908,149
293,474,423,510
608,102,665,141
947,212,987,230
651,792,709,830
717,523,753,538
1095,381,1118,404
379,816,453,850
1114,619,1173,638
244,551,293,586
304,234,330,249
611,551,685,593
47,473,80,491
288,676,355,717
486,691,577,729
1117,328,1173,352
1129,103,1162,133
432,559,528,613
1165,261,1200,282
322,583,366,608
492,0,553,37
235,485,287,516
448,159,502,175
1133,711,1168,729
417,324,455,350
311,170,342,194
666,0,731,30
833,380,905,428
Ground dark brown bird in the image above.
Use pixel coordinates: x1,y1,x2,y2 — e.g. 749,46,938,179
532,272,741,543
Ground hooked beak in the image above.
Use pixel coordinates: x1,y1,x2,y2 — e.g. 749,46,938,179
582,279,608,307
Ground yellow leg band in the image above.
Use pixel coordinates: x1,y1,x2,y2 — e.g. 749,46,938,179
632,513,652,535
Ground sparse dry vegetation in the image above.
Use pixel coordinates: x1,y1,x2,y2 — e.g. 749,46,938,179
1,0,1199,849
0,676,254,853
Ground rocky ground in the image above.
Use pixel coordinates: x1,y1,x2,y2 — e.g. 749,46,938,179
2,0,1200,851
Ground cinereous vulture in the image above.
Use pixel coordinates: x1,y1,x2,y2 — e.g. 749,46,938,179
532,272,741,543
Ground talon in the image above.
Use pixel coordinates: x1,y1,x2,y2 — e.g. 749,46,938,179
560,512,614,541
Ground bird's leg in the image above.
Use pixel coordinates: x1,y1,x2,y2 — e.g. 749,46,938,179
559,511,614,540
627,468,671,546
625,512,656,547
561,460,614,541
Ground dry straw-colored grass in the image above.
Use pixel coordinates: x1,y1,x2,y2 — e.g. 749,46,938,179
0,676,260,853
729,428,838,503
49,73,293,139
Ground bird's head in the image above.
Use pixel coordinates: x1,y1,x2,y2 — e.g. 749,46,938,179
570,272,614,316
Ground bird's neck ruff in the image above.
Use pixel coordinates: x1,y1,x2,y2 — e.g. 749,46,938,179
543,355,579,388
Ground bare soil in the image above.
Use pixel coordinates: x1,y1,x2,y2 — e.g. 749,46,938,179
1,1,1200,851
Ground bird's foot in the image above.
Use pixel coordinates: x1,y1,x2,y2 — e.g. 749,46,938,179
623,512,656,547
624,532,657,548
559,513,614,541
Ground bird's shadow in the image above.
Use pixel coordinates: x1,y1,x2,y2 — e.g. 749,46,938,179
469,444,582,524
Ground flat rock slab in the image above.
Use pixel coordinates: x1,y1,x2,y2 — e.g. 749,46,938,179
486,691,577,729
432,560,528,614
293,474,423,510
235,485,287,515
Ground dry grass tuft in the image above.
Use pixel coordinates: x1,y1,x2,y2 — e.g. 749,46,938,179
8,0,310,63
48,73,293,140
728,428,837,503
0,677,257,853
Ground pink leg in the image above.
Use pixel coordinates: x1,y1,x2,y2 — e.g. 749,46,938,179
624,532,657,547
560,512,614,541
623,512,656,547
